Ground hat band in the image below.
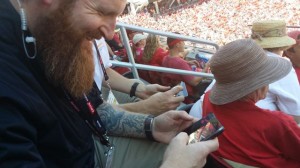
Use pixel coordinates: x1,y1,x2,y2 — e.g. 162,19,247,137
251,26,286,41
168,39,182,47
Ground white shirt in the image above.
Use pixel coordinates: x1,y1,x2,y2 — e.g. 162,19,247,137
256,51,300,116
189,80,215,118
93,38,112,89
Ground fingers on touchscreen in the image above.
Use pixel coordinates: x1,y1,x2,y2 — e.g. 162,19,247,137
188,113,224,144
177,81,188,97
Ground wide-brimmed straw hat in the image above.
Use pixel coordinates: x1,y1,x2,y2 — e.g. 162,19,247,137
251,20,295,49
209,39,292,105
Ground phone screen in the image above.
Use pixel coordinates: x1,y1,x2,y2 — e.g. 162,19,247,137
187,113,224,144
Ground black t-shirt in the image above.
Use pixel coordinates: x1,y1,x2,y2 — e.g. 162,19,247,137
0,0,99,167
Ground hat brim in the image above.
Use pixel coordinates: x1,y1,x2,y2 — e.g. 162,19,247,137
209,56,292,105
254,36,295,49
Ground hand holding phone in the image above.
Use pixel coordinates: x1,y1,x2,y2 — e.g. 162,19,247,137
183,113,224,144
177,81,188,97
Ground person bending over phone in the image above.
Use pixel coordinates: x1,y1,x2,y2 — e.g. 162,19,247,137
202,39,300,167
0,0,218,168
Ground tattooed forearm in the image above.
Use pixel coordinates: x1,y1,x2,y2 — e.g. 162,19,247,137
96,102,147,138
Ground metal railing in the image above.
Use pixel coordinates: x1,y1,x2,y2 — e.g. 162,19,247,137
114,22,219,80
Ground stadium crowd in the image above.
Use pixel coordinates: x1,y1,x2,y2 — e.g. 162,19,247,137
118,0,300,46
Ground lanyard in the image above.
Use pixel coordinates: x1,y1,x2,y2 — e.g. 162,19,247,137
93,40,109,81
64,91,111,147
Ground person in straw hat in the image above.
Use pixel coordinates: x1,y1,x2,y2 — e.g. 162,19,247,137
202,39,300,167
251,20,300,124
284,30,300,84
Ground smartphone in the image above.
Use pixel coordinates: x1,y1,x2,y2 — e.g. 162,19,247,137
183,113,224,144
177,81,188,97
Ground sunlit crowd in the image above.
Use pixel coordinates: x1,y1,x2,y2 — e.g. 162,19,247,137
118,0,300,46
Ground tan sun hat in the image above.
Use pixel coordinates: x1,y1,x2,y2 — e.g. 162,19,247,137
251,20,296,49
209,39,292,105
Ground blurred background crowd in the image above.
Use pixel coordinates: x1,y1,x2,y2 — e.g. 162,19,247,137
118,0,300,46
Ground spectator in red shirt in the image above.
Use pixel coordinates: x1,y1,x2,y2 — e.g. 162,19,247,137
143,34,169,66
161,34,204,103
202,39,300,167
142,34,169,84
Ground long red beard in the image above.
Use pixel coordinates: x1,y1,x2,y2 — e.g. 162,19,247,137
32,1,94,98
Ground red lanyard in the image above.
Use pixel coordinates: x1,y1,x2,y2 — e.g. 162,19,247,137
64,90,111,147
93,40,109,81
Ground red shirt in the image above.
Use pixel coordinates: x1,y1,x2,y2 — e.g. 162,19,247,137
148,47,169,66
162,56,196,103
140,47,169,84
202,91,300,167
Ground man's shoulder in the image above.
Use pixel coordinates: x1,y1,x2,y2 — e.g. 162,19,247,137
163,56,187,65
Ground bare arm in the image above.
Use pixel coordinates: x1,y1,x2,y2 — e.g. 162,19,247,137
104,68,171,99
116,86,183,116
188,76,203,86
104,68,144,96
97,102,200,144
97,102,147,138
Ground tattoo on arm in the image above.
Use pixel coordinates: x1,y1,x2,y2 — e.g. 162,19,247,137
96,102,147,138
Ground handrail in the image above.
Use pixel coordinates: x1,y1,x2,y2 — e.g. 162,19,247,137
115,22,219,80
111,61,214,78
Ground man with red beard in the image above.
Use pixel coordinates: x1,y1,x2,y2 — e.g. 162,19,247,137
0,0,218,167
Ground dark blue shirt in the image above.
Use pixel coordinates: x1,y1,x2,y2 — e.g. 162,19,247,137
0,0,98,167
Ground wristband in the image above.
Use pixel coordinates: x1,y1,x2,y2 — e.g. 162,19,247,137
130,82,139,97
144,115,157,142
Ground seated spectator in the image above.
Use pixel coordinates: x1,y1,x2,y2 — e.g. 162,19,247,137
106,29,124,51
142,34,169,84
132,33,147,63
161,34,207,103
251,20,300,124
190,20,300,122
143,34,169,66
202,39,300,167
284,30,300,84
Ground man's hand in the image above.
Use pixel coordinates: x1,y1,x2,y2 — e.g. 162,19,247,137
135,84,171,99
140,86,185,115
186,60,200,67
152,110,196,143
161,133,219,168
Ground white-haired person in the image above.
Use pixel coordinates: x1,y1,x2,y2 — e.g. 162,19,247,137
202,38,300,167
251,20,300,124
